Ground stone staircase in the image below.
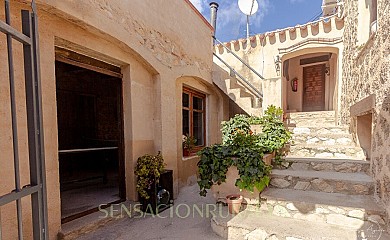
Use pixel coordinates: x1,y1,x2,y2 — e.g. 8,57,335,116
210,111,388,239
212,63,262,116
287,111,366,159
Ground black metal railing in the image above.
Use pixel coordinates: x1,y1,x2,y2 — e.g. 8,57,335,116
0,0,48,239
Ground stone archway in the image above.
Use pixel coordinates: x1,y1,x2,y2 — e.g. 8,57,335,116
281,47,340,113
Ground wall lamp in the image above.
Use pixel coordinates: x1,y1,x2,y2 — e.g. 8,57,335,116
274,55,281,75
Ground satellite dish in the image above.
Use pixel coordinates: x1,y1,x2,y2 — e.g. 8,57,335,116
238,0,259,16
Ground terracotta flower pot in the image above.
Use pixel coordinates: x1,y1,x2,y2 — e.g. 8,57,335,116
183,148,191,157
226,194,243,214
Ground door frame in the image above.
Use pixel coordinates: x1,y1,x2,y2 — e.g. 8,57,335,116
54,49,126,223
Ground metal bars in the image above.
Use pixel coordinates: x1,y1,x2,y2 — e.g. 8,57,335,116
0,0,48,239
213,53,263,99
213,36,265,80
4,1,24,238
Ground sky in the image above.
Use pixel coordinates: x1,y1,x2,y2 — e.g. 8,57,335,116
190,0,323,42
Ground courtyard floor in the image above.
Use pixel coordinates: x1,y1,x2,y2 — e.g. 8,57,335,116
76,184,223,240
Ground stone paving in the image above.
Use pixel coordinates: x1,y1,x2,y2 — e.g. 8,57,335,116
76,184,222,240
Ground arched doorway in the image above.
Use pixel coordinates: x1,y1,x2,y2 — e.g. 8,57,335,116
281,48,340,113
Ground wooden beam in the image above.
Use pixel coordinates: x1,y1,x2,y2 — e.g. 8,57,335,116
55,55,122,78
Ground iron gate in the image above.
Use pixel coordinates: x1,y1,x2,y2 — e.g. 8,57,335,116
0,0,48,239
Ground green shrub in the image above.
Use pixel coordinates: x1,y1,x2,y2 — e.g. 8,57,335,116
197,105,291,197
134,152,166,199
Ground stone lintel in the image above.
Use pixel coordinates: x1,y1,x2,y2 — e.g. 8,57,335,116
350,94,376,117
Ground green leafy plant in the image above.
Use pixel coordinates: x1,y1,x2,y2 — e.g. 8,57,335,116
197,106,292,197
221,114,253,145
134,152,166,199
182,134,197,151
197,145,233,196
256,105,291,153
197,145,271,196
234,148,272,192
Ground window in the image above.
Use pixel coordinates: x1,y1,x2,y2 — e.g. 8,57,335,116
358,0,378,44
370,0,377,34
182,88,206,149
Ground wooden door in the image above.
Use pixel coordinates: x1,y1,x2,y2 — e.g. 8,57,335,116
303,64,325,111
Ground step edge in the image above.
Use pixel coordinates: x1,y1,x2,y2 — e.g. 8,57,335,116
285,157,370,164
270,170,374,183
290,144,362,148
261,189,385,213
286,155,366,160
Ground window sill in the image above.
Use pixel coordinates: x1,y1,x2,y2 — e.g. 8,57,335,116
182,155,199,161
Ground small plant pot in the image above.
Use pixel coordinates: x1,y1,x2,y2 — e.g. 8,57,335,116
226,194,243,214
183,148,191,157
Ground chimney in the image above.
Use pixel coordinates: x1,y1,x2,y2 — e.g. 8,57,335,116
209,2,219,37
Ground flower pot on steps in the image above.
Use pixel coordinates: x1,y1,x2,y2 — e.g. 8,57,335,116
226,194,243,214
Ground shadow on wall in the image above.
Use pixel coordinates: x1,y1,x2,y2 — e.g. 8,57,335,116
371,87,390,233
378,89,390,204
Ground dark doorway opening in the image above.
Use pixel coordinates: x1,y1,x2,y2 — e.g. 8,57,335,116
357,113,373,160
55,52,125,223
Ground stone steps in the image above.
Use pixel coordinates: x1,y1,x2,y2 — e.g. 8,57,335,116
291,133,354,146
287,117,336,127
288,122,337,128
287,111,335,119
270,169,374,195
209,109,388,239
261,188,386,225
212,67,262,116
208,111,389,239
287,111,336,128
288,143,366,159
285,157,370,174
211,207,389,240
290,126,349,135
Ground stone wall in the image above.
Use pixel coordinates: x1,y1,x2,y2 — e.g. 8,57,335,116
0,1,227,239
341,0,390,224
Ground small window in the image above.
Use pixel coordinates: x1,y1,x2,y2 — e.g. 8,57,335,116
357,0,378,44
370,0,377,34
182,88,206,149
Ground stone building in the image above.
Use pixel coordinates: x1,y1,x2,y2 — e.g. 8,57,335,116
341,0,390,228
1,0,389,239
210,0,390,238
0,0,231,238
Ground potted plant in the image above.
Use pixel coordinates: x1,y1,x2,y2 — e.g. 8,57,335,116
134,152,166,208
182,134,197,156
226,194,243,214
197,106,292,200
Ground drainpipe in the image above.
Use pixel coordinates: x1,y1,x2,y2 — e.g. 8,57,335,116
209,2,219,38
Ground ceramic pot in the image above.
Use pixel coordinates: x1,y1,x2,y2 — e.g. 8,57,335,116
226,194,243,214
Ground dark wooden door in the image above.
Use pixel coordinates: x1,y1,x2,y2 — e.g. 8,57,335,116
303,64,325,111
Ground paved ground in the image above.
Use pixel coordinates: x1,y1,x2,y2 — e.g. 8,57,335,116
77,184,223,240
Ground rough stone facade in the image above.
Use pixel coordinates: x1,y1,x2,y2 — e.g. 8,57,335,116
341,0,390,224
